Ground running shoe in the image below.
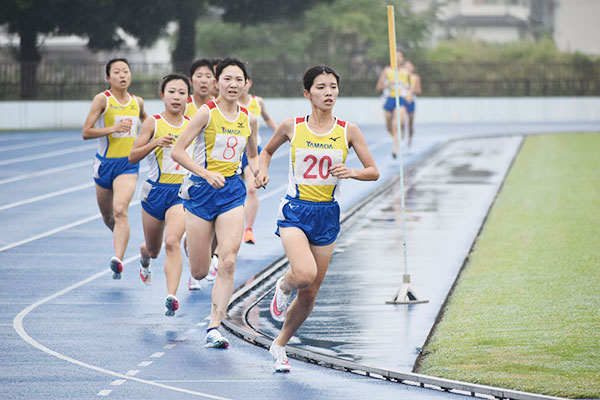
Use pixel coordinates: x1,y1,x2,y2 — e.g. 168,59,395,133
204,328,229,348
165,294,179,317
188,275,202,290
139,259,152,285
110,256,123,280
269,342,291,373
243,228,256,244
270,276,291,322
204,255,218,282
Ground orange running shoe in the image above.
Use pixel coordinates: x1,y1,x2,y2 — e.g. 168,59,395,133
243,228,256,244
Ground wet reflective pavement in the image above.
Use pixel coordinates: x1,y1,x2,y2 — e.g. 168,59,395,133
227,135,524,372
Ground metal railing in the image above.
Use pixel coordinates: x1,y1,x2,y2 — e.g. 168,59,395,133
1,61,598,100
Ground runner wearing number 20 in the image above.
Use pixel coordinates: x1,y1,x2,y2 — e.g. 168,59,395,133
172,58,259,349
254,65,379,372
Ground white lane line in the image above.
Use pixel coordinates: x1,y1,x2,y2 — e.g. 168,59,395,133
0,200,141,253
111,380,126,386
150,352,164,358
0,213,101,253
0,182,94,211
138,361,153,367
163,344,176,350
97,389,112,396
0,160,91,185
0,136,78,153
0,144,97,166
12,257,233,400
126,370,140,376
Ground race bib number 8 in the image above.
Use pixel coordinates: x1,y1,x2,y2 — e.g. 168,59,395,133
295,148,343,185
112,115,138,138
211,133,246,163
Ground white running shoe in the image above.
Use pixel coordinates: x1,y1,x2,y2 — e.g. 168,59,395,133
204,255,218,282
269,342,291,373
204,328,229,348
188,275,202,290
270,276,291,322
139,259,152,285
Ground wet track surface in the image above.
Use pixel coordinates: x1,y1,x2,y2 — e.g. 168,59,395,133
1,122,597,399
228,136,523,371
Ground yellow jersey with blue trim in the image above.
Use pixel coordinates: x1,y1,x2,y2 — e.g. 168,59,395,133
386,68,410,98
146,114,192,184
192,100,251,178
94,90,141,158
287,116,349,202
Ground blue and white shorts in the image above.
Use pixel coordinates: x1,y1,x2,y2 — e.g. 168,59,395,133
276,196,340,246
383,96,409,112
93,154,139,189
140,180,183,221
179,174,246,221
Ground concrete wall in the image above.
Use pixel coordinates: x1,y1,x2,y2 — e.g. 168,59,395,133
1,97,599,131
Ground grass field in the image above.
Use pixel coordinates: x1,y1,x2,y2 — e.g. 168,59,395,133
416,133,600,398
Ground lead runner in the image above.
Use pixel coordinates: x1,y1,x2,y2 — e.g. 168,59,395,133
254,65,379,372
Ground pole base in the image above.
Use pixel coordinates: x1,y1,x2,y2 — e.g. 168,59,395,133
386,274,429,304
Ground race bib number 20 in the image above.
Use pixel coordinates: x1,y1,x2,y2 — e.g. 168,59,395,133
294,148,343,185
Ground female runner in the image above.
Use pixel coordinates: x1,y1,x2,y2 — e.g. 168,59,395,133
255,66,379,371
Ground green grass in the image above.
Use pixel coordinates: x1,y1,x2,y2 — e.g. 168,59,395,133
416,133,600,398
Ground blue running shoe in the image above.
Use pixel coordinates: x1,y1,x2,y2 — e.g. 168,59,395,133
165,295,179,317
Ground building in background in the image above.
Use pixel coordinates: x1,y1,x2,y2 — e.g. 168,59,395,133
410,0,600,55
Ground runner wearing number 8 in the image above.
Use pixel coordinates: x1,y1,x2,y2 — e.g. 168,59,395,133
171,58,259,349
254,66,379,372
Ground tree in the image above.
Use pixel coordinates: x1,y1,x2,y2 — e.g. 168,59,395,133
0,0,172,99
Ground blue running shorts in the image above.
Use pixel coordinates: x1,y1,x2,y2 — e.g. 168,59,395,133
93,154,139,189
383,96,409,112
140,180,183,221
276,196,340,246
241,145,262,172
180,174,246,221
405,99,416,114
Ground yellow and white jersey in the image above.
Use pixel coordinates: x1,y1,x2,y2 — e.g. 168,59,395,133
94,90,141,158
240,95,261,117
287,116,349,202
386,68,410,98
192,100,252,178
185,95,215,119
185,95,199,119
239,95,262,145
146,114,192,184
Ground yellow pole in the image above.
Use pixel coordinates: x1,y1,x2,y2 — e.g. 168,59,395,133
387,5,409,276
